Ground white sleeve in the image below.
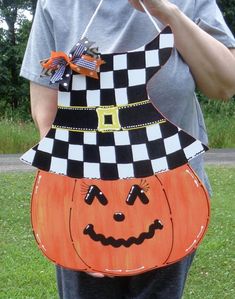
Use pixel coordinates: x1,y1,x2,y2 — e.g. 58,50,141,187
193,0,235,48
20,0,57,88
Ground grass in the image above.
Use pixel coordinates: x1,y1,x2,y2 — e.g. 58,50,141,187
0,173,57,299
205,115,235,148
200,98,235,148
0,167,234,298
183,166,235,299
0,119,39,154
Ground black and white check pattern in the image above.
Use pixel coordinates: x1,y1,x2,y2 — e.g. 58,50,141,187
58,27,173,108
21,26,208,179
21,121,207,180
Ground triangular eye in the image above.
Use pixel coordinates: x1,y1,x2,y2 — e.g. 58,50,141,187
126,185,149,205
85,185,108,205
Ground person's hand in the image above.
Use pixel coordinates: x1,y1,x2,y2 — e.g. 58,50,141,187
128,0,176,24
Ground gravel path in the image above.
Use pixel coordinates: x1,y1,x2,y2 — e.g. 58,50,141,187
0,149,234,173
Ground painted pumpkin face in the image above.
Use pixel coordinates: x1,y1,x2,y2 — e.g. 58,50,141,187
83,183,164,248
70,176,173,274
31,164,210,276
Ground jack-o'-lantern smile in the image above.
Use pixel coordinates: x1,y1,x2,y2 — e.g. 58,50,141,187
82,182,164,247
83,220,163,248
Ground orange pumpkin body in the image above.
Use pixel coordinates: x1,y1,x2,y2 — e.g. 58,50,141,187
31,164,210,276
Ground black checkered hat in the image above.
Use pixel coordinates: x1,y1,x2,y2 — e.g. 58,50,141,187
21,27,208,180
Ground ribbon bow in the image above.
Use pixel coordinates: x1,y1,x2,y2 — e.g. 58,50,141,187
41,38,105,84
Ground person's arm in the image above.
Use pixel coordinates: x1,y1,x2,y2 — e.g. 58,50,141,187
30,82,58,139
129,0,235,99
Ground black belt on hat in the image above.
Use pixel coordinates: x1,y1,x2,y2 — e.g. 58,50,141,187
52,100,166,132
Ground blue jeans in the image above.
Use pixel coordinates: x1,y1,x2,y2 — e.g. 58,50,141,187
56,252,195,299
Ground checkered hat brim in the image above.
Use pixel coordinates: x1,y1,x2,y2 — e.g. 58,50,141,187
21,120,207,180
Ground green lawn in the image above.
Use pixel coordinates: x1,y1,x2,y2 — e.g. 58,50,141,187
0,167,234,299
0,119,39,154
183,167,235,299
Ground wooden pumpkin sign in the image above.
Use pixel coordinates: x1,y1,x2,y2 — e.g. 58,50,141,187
31,164,209,276
21,26,211,275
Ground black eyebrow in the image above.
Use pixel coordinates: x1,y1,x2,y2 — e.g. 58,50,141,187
85,185,108,205
126,185,149,205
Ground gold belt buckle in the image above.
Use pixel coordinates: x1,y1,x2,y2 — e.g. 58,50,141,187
96,106,121,132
